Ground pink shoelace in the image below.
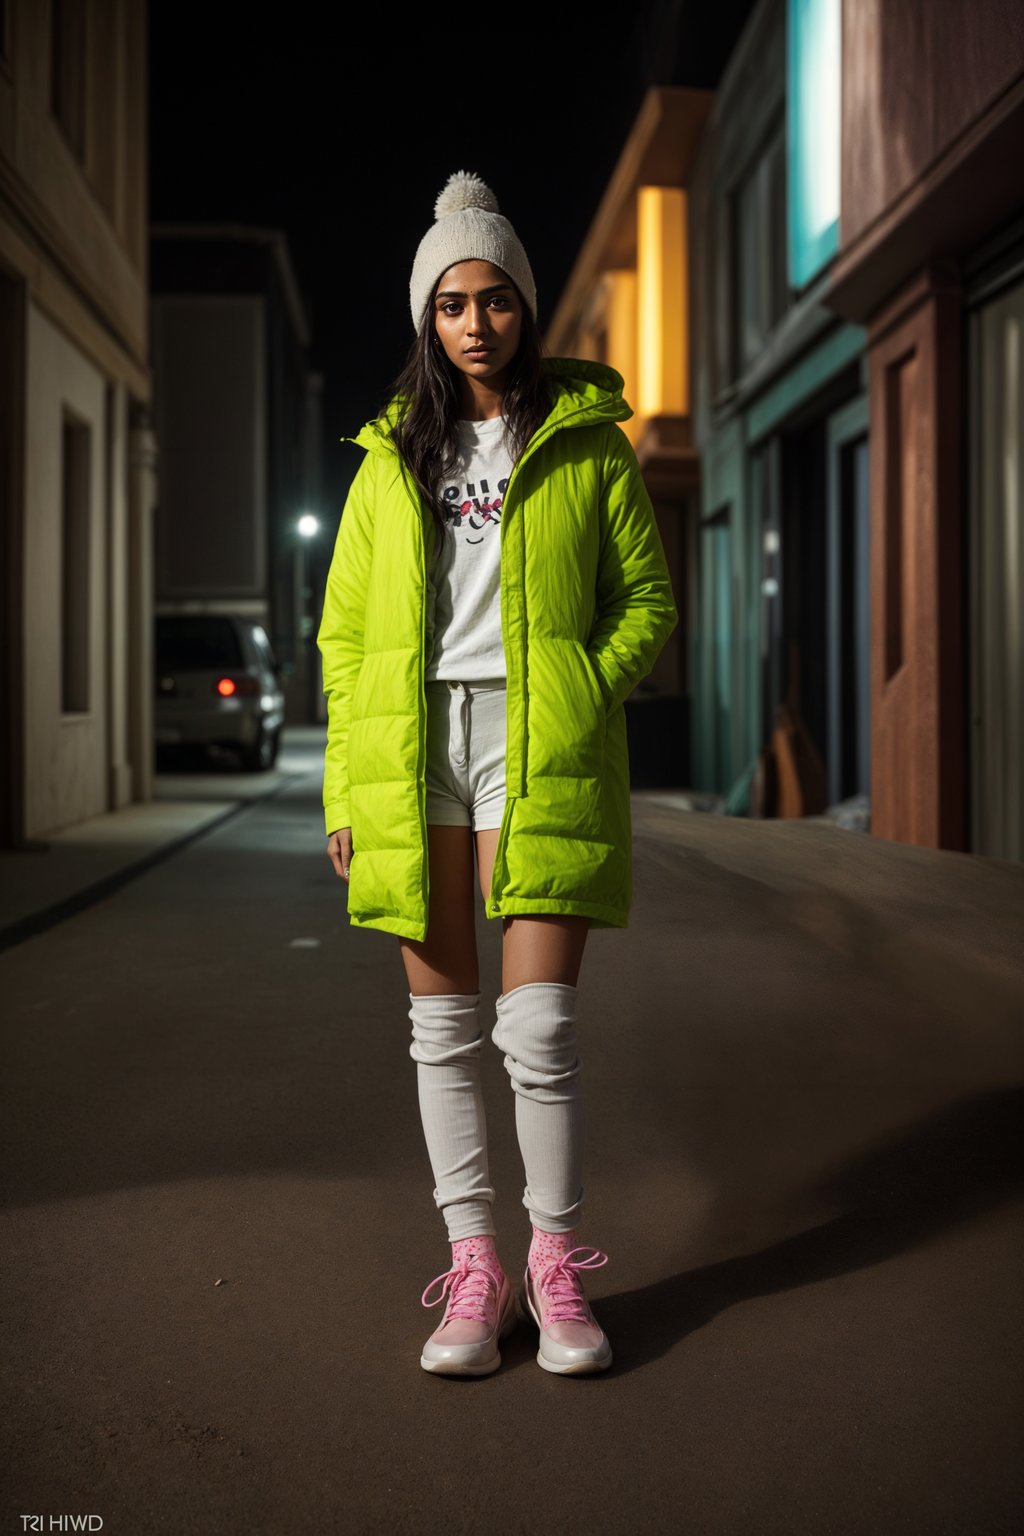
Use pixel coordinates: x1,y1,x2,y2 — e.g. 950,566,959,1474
531,1246,608,1324
421,1258,503,1323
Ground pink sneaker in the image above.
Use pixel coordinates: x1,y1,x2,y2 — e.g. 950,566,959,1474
523,1246,613,1375
420,1256,520,1376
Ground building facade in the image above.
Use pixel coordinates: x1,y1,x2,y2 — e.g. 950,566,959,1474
688,0,868,820
825,0,1024,859
555,0,1024,861
150,227,324,728
0,0,155,846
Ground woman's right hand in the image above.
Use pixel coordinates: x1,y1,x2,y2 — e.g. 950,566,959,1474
327,828,353,882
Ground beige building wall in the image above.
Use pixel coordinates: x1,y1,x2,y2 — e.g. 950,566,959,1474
0,0,151,845
24,303,109,832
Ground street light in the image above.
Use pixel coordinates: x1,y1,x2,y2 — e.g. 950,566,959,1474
296,513,321,722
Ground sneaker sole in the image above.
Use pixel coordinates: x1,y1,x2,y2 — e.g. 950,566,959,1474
535,1345,613,1376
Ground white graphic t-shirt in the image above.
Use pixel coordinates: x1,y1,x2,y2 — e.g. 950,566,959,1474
425,415,513,682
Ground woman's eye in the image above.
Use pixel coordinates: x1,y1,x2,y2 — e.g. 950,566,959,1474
489,297,508,309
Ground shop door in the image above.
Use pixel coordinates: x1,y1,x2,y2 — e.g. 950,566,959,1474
826,396,871,805
970,273,1024,861
700,510,734,793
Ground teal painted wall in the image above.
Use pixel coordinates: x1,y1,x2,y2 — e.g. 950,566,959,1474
694,417,762,800
694,323,864,807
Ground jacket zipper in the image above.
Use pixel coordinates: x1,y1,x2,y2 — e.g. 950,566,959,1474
411,471,433,936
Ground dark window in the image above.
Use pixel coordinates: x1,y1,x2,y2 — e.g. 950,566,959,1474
156,617,244,671
61,411,91,713
732,122,789,378
51,0,86,161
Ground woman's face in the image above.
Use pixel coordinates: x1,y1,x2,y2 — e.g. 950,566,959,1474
432,259,524,390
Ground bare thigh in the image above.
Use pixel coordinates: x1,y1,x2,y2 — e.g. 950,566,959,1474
399,825,480,995
475,828,590,993
399,824,591,996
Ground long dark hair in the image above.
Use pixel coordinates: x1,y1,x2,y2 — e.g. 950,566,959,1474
387,276,552,556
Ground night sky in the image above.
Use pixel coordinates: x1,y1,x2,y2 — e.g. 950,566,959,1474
148,1,753,510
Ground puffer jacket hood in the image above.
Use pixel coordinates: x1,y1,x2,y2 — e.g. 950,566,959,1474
318,356,678,941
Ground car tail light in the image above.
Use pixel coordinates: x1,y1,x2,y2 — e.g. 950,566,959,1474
213,676,260,697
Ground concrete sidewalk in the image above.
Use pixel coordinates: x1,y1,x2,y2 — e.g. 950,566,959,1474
0,728,327,952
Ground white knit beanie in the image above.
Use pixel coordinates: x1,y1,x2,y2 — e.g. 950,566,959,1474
409,170,538,332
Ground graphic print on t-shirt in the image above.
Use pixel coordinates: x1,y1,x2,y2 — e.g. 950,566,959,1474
425,415,513,680
440,474,509,545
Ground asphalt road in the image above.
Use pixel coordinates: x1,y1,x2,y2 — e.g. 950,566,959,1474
2,741,1023,1536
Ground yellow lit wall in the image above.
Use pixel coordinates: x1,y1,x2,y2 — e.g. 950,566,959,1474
603,270,639,445
565,270,640,444
637,186,688,418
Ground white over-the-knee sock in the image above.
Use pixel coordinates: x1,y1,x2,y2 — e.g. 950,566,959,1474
491,981,585,1232
408,991,496,1242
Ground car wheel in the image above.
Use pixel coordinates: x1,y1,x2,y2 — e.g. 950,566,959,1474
241,725,279,773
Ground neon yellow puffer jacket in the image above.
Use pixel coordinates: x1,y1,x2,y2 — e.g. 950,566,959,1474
317,358,678,941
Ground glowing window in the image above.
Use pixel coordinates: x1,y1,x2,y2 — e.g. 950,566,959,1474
787,0,841,290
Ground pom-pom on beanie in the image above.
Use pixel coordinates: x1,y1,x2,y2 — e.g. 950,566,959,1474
409,170,537,332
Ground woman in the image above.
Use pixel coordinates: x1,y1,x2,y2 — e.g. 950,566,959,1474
317,171,678,1378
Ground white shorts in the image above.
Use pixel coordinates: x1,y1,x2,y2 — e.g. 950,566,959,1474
423,678,507,832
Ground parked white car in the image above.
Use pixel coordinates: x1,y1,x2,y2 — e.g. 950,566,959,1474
155,614,286,772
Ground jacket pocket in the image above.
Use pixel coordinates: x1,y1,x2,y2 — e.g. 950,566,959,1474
573,640,607,738
526,637,606,782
